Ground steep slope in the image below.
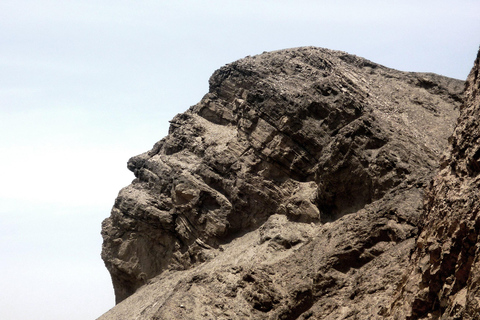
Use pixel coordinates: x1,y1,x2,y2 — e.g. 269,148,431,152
388,49,480,320
99,47,463,319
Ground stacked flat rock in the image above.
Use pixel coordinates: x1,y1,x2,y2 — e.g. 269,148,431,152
100,47,463,319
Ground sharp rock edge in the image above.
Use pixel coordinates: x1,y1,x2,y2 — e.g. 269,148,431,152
99,46,470,320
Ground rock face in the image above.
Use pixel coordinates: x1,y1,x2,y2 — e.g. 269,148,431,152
387,49,480,320
100,47,463,319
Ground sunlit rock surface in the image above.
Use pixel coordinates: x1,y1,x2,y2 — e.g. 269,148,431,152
99,47,464,319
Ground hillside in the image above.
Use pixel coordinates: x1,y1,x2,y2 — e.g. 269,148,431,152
99,47,465,319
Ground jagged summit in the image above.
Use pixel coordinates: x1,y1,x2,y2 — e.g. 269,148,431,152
99,47,463,319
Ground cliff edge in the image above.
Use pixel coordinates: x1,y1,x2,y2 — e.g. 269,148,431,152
99,47,463,319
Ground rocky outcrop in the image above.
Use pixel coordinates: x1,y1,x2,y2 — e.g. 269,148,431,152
100,47,463,319
387,49,480,320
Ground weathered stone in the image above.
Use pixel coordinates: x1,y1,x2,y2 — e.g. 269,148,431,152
99,47,464,318
387,49,480,320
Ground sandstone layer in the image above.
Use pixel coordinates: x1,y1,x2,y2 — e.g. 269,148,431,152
387,49,480,320
100,47,463,319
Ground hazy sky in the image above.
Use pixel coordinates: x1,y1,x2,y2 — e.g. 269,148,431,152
1,1,479,319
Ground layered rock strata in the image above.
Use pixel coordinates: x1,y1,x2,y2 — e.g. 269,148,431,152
388,49,480,320
100,47,463,319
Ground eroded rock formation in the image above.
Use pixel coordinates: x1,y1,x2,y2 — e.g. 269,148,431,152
100,47,464,319
387,49,480,320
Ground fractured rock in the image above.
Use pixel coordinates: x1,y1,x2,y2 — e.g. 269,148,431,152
99,47,463,318
388,49,480,320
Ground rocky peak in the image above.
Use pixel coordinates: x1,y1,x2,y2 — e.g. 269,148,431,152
99,47,463,319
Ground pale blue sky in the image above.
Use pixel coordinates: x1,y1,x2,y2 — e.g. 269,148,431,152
1,1,479,319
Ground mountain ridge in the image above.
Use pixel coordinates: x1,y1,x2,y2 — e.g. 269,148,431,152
99,46,465,319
